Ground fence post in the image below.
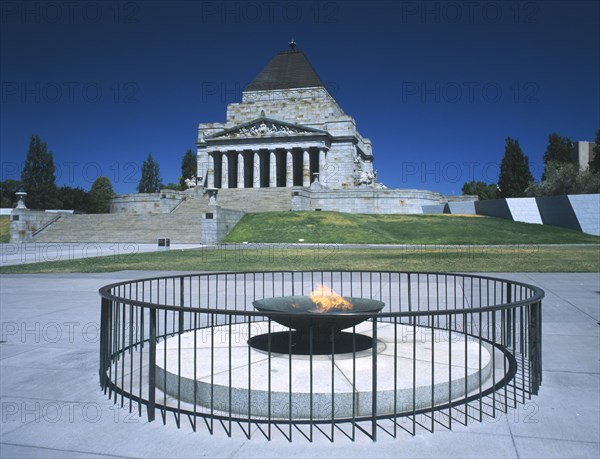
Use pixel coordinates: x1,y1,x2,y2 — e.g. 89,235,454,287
505,283,512,348
528,301,541,395
148,308,157,421
179,277,185,334
99,297,110,388
371,316,378,441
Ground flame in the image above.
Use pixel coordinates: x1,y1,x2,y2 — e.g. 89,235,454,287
309,285,352,312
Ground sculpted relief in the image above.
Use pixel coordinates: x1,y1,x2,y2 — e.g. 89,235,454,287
221,121,313,138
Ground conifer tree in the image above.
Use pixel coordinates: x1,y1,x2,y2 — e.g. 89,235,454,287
497,137,533,198
179,149,197,189
542,133,577,179
20,135,59,209
589,129,600,173
137,153,162,193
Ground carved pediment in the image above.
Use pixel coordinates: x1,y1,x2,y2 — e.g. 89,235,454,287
207,118,324,140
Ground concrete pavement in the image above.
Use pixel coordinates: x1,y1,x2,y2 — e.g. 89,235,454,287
0,244,203,267
0,271,598,458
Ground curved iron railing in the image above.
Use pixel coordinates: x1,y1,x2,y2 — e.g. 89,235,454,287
99,271,544,441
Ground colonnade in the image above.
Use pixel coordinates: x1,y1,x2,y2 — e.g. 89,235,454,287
206,147,327,189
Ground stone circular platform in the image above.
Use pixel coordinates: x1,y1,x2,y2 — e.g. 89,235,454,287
155,321,493,420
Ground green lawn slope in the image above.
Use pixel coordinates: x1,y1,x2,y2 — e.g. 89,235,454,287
0,216,9,243
222,212,600,245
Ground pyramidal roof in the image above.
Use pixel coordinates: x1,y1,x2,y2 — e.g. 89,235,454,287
245,49,326,92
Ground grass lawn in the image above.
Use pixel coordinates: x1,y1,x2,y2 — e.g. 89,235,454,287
0,216,9,243
2,211,598,274
223,212,600,245
1,245,598,274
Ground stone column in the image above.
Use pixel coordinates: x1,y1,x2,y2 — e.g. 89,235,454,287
207,153,215,188
221,152,229,189
286,149,294,187
237,151,244,188
302,149,310,186
269,150,277,187
319,149,327,186
253,151,261,188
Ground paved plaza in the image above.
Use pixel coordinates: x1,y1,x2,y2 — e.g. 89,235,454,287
0,271,598,458
0,244,203,267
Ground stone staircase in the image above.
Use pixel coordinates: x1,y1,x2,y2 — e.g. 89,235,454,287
216,188,293,212
33,197,209,244
30,188,293,243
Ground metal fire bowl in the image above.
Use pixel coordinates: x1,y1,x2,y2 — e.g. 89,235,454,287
253,296,385,338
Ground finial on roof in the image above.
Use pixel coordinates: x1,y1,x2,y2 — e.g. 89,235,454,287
289,38,296,51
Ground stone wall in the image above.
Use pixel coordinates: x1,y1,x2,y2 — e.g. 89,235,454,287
474,194,599,236
506,198,542,224
233,87,345,126
10,209,72,243
200,206,246,244
568,194,600,236
110,190,187,214
535,196,581,232
446,201,476,215
474,199,513,220
290,187,468,214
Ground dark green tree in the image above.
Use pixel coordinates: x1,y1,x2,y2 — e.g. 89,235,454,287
497,137,533,198
162,183,181,191
137,153,162,193
88,177,115,213
179,149,197,189
0,179,21,208
20,135,60,209
56,186,90,212
461,181,498,200
589,129,600,173
542,133,577,179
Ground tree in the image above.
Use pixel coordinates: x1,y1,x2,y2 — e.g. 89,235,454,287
56,186,91,212
461,181,498,200
20,135,60,209
88,177,115,213
179,149,197,190
526,162,600,196
542,133,576,179
137,153,162,193
589,129,600,173
0,179,21,208
497,137,533,198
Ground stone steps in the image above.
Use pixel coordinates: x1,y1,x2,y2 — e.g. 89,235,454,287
34,212,204,244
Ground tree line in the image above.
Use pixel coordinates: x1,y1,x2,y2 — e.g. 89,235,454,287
0,135,197,212
462,130,600,200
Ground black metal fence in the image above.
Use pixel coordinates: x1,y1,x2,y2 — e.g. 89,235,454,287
98,271,544,441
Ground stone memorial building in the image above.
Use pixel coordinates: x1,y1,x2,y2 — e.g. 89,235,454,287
197,40,376,190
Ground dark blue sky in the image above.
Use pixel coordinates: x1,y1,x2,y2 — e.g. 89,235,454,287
1,0,599,195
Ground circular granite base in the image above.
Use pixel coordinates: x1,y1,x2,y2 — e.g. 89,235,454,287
155,321,492,420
